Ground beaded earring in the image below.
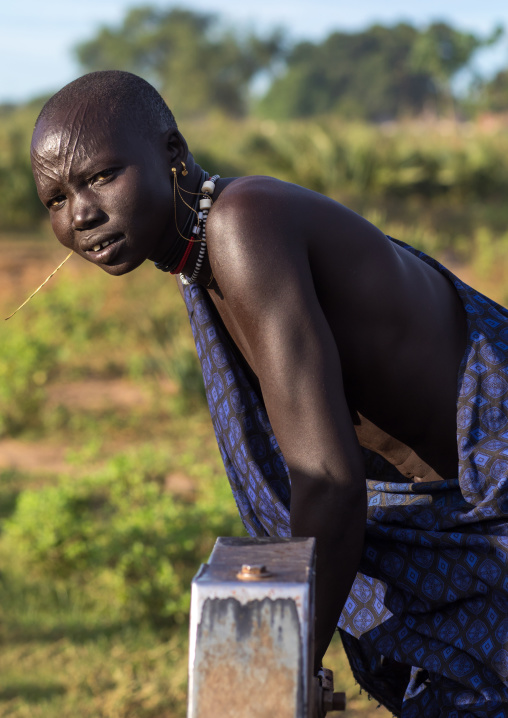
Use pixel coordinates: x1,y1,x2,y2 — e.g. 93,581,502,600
171,166,202,243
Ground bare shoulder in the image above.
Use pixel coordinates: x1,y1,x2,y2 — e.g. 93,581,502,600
207,175,303,241
206,176,309,300
211,176,348,282
208,175,390,259
213,174,298,208
206,175,395,302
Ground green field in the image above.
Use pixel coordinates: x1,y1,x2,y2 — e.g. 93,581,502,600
2,116,508,716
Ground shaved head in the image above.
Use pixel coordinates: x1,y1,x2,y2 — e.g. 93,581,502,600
35,70,177,143
30,70,191,277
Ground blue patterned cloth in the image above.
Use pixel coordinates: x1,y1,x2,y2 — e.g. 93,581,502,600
182,238,508,717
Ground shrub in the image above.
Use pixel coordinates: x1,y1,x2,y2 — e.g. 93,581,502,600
0,330,56,435
3,450,239,625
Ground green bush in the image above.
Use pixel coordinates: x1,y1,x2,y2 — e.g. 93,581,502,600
0,329,56,435
0,106,46,230
3,449,239,625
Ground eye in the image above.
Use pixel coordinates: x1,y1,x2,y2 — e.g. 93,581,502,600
47,195,66,209
90,169,115,185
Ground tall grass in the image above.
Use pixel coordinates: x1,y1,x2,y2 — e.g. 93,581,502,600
187,116,508,247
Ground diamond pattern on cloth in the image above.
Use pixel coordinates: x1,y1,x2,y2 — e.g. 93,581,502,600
182,237,508,717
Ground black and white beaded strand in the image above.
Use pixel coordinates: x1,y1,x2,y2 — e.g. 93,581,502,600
154,168,206,274
180,174,220,285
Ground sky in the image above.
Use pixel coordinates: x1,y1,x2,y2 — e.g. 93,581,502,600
2,0,508,104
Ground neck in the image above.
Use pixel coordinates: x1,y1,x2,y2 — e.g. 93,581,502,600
150,161,206,271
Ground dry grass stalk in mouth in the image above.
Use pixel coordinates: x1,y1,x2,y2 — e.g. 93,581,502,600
4,251,73,320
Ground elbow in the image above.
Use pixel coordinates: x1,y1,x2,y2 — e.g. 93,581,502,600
290,472,366,538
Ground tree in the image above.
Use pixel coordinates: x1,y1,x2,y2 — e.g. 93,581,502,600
409,23,503,116
75,6,285,118
257,23,503,121
478,70,508,113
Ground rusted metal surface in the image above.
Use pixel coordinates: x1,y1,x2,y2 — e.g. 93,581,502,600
187,537,316,718
192,597,302,718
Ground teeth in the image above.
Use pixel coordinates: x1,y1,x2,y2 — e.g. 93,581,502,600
91,239,115,252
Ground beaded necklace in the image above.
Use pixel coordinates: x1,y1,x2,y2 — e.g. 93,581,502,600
181,174,220,285
153,169,207,273
154,172,220,285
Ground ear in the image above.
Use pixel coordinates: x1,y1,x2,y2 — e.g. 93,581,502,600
164,129,189,169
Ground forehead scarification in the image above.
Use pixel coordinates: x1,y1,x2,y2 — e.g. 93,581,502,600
31,99,122,190
31,132,65,190
31,153,59,187
61,99,90,179
34,71,179,170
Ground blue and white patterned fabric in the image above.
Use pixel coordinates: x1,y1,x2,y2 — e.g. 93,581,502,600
182,238,508,717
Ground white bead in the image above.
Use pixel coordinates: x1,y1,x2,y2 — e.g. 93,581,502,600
173,173,219,284
202,180,215,194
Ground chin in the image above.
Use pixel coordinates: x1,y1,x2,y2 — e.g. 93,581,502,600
99,258,146,276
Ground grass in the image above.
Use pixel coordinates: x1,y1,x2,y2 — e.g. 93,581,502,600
0,567,381,718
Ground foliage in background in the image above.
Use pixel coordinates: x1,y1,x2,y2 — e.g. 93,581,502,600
3,447,239,625
0,102,46,230
259,22,501,120
187,116,508,262
0,438,241,717
74,7,506,122
1,6,508,232
479,69,508,113
0,329,56,436
0,254,244,716
5,108,508,244
0,258,207,434
408,23,503,118
205,117,508,203
75,6,285,118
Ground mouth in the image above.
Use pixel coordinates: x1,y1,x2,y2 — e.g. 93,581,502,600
83,234,125,263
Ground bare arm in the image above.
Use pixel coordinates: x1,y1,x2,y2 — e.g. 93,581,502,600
209,181,367,669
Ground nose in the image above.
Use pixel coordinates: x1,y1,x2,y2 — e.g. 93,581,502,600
71,192,105,230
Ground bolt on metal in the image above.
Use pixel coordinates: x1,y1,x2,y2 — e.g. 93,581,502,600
236,563,272,580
